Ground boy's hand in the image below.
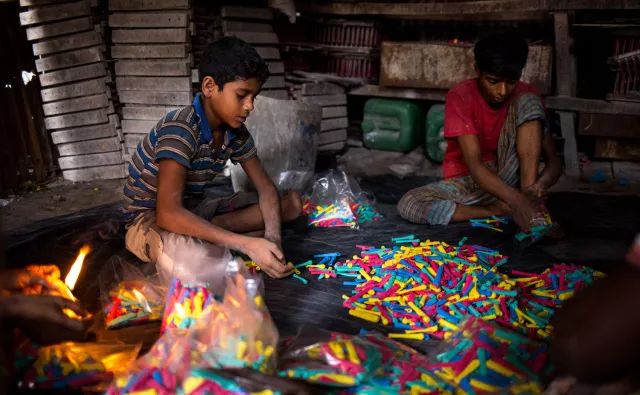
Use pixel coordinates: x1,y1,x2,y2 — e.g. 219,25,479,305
0,265,60,295
3,295,92,345
509,194,542,233
245,237,293,279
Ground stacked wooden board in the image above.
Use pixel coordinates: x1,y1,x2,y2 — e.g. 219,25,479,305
298,82,348,153
191,5,286,100
19,0,124,181
109,0,193,161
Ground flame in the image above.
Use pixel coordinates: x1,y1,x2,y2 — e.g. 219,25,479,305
64,245,90,291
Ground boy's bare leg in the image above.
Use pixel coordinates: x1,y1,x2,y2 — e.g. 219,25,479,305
516,120,543,191
211,191,302,233
451,200,511,222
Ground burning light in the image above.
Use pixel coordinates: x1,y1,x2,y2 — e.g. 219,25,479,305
65,245,90,292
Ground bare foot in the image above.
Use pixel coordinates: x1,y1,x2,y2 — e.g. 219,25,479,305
486,200,511,216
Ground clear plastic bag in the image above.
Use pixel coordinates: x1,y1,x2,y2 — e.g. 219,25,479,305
19,342,140,390
98,256,166,329
107,331,195,394
304,169,382,229
160,277,216,333
190,272,278,374
426,317,548,394
157,230,233,291
277,327,382,387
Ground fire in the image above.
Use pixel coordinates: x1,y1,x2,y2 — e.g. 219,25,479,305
64,245,90,291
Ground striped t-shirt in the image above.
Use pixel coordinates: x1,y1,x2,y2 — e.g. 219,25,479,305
122,93,257,220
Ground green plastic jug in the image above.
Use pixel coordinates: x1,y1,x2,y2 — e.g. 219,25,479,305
425,104,446,162
361,98,424,152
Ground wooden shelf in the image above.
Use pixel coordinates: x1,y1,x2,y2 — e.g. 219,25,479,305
349,85,640,116
349,84,447,101
299,0,640,19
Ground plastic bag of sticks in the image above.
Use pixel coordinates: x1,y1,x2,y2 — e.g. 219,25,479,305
277,327,383,387
425,317,550,394
189,269,278,374
19,342,140,391
303,169,382,229
98,256,166,329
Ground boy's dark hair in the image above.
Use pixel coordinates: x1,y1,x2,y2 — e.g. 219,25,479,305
199,36,270,91
474,31,528,80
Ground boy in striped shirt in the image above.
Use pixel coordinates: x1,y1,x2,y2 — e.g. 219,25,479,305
123,37,301,279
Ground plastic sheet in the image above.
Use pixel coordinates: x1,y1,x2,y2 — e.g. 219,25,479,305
230,95,322,193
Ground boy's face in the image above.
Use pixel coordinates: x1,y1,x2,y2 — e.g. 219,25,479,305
476,71,518,109
202,77,262,129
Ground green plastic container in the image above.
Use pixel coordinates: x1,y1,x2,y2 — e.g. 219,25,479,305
425,104,446,162
361,98,424,152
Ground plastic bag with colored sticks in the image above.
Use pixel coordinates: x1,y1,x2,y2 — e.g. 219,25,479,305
304,169,382,229
190,271,278,374
425,317,549,394
98,256,165,329
106,330,196,394
20,342,140,391
277,327,382,387
160,257,251,333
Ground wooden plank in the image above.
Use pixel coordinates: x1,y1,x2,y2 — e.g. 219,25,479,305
25,16,92,41
19,1,89,26
116,76,191,91
221,6,273,20
39,63,106,87
255,46,280,60
111,44,187,59
57,136,121,156
221,20,273,33
122,119,158,135
109,12,188,28
321,117,348,132
58,151,123,170
299,1,640,17
267,61,284,74
349,84,447,101
109,0,189,10
226,31,278,45
578,113,640,138
595,138,640,160
111,28,188,44
122,105,177,120
115,60,190,76
546,96,640,115
109,113,121,128
44,109,108,130
318,129,347,145
62,164,125,182
40,79,105,102
262,75,285,89
299,94,347,107
318,141,346,152
261,90,288,100
554,13,575,96
32,31,102,56
559,111,579,177
42,93,108,116
119,90,191,105
322,106,347,118
124,133,146,148
380,42,552,94
20,0,70,6
50,123,116,144
35,46,103,73
302,82,344,96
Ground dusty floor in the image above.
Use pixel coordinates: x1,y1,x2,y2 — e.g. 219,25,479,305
0,178,124,232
